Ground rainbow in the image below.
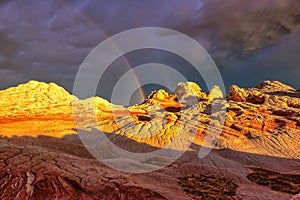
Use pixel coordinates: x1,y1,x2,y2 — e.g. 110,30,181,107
64,0,146,101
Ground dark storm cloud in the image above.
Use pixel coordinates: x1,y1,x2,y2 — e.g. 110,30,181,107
0,31,20,69
0,31,19,58
0,0,102,90
0,0,203,91
0,0,299,95
175,0,300,63
221,31,300,89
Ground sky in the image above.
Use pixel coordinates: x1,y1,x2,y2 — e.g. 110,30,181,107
0,0,300,103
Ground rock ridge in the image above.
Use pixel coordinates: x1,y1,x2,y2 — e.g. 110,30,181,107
1,80,300,199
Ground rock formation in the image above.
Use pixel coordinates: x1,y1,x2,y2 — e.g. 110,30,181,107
0,80,300,199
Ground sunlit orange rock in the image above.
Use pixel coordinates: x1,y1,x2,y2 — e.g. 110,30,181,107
1,80,300,156
1,80,300,199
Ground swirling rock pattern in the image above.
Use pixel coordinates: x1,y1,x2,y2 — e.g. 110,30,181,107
1,80,300,199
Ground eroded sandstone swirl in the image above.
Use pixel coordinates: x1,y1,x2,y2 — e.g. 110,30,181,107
1,80,300,199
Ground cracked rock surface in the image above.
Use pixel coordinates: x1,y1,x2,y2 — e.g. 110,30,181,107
1,80,300,199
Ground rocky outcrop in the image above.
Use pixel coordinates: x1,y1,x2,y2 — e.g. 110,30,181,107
1,80,300,199
0,145,168,200
230,85,248,102
1,80,300,156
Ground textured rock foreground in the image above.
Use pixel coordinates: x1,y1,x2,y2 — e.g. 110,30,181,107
0,80,300,199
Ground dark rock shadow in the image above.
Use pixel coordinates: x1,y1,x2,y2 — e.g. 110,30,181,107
266,91,300,98
1,131,300,172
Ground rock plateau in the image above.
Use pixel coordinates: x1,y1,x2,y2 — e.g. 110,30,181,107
0,80,300,199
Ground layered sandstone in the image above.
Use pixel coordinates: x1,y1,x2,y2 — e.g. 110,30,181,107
1,80,300,199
